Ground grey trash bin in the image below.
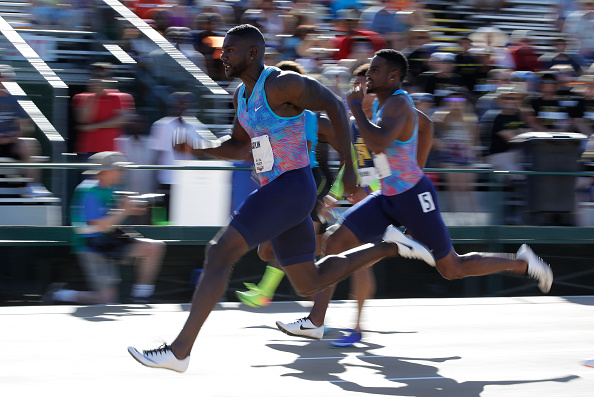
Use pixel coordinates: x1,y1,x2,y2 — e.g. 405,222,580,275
512,132,587,225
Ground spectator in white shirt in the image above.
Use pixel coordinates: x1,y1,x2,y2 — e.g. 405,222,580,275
148,92,214,220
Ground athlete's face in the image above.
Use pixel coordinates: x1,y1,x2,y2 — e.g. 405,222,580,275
365,56,395,94
220,35,251,78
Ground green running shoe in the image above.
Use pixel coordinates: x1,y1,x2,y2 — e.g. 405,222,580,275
236,289,271,308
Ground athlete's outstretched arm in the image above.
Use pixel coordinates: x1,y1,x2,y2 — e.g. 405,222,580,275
175,90,252,160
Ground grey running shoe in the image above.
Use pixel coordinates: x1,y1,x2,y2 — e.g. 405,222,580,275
41,282,67,305
383,226,436,267
517,244,553,293
128,344,190,373
276,317,324,340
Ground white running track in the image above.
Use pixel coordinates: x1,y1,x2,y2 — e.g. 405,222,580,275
2,296,593,396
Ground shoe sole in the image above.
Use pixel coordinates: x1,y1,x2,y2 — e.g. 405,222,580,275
275,322,322,340
519,244,553,293
236,291,270,308
127,347,187,373
243,283,273,298
329,332,362,348
540,268,553,294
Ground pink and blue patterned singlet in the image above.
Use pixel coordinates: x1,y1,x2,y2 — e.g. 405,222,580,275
371,88,424,196
237,66,310,186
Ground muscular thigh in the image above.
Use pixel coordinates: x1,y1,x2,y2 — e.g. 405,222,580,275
324,223,361,255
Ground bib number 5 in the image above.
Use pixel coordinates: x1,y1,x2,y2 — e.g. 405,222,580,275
418,192,436,213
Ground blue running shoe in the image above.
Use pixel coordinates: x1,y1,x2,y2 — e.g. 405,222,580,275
329,330,362,348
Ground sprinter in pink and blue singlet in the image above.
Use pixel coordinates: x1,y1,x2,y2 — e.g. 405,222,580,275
341,49,551,298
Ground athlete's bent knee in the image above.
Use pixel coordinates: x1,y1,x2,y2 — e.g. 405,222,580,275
324,227,358,255
257,243,275,262
293,285,317,297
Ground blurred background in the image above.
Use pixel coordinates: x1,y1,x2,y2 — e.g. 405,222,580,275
1,0,594,305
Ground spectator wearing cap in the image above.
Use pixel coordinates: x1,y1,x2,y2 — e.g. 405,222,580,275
72,63,135,162
44,151,165,305
416,52,467,107
526,72,573,132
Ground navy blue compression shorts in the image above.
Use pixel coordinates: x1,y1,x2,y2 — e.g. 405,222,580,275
341,175,453,261
230,166,317,266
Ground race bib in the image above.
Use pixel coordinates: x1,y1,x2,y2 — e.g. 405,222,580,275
372,152,392,179
252,135,274,173
358,166,376,186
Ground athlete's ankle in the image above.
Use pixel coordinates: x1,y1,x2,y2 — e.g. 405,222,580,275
170,343,189,360
308,316,323,327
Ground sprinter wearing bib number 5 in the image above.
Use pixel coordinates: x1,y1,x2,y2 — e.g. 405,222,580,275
276,50,553,343
341,49,553,295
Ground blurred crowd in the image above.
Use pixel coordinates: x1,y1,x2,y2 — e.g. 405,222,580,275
3,0,594,225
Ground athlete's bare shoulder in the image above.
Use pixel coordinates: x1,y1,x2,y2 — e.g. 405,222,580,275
266,69,307,95
384,93,414,114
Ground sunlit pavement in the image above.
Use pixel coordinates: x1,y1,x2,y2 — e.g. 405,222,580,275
2,296,593,396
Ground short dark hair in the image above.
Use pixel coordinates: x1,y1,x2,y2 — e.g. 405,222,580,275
353,63,369,77
375,49,408,82
226,24,266,49
276,60,306,75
